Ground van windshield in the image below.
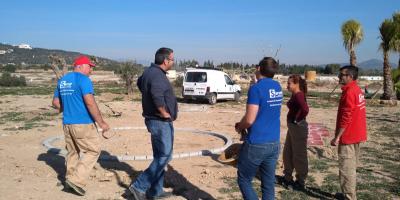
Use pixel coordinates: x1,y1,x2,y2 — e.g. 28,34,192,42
185,72,207,82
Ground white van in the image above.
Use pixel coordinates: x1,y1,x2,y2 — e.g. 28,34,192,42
182,68,241,104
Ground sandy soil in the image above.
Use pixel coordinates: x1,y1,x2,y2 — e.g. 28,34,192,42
1,66,397,200
0,91,343,200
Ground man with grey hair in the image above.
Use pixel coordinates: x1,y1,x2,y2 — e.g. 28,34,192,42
52,55,110,196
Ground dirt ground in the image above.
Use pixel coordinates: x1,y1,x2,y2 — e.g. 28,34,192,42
0,94,322,199
0,72,398,200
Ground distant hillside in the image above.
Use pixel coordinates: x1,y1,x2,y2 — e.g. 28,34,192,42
329,59,396,70
0,43,119,66
357,59,397,69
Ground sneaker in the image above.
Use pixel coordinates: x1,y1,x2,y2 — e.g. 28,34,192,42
293,180,305,191
282,179,294,190
128,185,146,200
147,191,174,200
64,179,85,196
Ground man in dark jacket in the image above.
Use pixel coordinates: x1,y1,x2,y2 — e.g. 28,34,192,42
129,47,177,200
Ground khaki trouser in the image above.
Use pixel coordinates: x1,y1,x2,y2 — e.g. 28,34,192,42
338,143,360,200
283,120,309,185
63,124,101,188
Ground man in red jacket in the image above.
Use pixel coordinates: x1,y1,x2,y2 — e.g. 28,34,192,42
331,65,367,200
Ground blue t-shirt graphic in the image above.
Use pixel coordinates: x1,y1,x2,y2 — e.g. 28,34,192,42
54,72,95,125
246,78,283,144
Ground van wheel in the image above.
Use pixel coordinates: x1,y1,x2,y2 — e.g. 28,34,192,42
234,92,240,102
208,93,217,105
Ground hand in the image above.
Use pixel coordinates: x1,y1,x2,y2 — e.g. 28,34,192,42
162,113,171,119
235,122,242,133
99,121,114,139
330,137,339,146
102,130,115,139
99,121,110,132
158,112,171,119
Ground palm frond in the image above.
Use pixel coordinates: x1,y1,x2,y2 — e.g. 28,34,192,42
379,19,396,52
390,12,400,52
341,19,364,52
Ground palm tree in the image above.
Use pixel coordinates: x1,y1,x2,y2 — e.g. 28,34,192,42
391,12,400,99
341,20,364,66
379,19,396,100
391,12,400,70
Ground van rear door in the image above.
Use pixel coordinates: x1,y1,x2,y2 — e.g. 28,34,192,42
183,72,208,96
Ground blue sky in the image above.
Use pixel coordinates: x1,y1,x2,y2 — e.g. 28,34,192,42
0,0,399,65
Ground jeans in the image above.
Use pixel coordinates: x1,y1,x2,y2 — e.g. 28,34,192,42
131,119,174,198
237,141,280,200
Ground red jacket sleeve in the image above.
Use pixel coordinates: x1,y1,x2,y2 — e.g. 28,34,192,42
339,89,356,128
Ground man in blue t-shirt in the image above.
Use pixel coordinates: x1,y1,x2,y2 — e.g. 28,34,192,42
235,57,282,200
52,55,110,196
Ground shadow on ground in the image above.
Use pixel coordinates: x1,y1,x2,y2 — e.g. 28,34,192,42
276,175,342,200
165,164,215,200
38,150,215,199
37,149,77,195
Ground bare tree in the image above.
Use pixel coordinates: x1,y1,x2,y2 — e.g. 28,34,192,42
116,61,143,97
49,54,68,80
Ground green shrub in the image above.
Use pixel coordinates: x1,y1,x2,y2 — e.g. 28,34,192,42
2,65,17,73
392,69,400,99
114,61,143,95
174,76,183,87
0,72,27,87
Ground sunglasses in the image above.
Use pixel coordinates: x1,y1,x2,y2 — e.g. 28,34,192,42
338,73,350,77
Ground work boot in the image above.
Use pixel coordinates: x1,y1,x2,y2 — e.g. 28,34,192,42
334,193,345,200
65,179,85,196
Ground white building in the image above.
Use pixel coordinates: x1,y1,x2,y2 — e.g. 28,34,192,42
166,70,177,79
360,76,383,81
317,76,339,82
18,44,32,49
0,49,13,55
